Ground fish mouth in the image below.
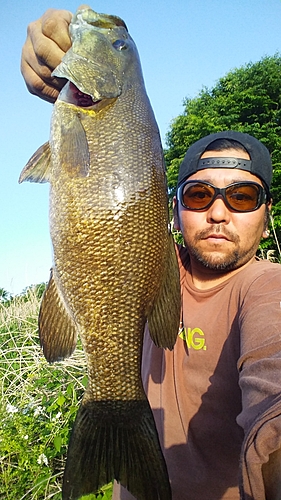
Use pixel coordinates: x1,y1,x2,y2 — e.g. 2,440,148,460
68,82,101,107
58,81,117,111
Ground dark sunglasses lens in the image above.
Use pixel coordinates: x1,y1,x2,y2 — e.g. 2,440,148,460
181,182,215,209
180,181,264,211
226,183,260,211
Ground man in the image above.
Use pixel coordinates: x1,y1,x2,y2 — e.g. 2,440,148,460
21,9,281,500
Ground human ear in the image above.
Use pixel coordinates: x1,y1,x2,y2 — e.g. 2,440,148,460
173,196,181,231
262,202,273,238
262,229,270,238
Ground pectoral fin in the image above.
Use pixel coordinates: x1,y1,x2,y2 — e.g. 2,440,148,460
147,233,181,350
58,112,90,178
19,142,52,183
39,269,78,363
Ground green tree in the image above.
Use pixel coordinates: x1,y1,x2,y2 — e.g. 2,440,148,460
0,288,10,303
21,282,47,300
165,54,281,254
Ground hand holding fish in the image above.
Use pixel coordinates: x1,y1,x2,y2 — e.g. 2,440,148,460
21,8,72,102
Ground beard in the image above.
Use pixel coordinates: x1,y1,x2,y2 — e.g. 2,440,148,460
187,245,241,271
184,225,254,272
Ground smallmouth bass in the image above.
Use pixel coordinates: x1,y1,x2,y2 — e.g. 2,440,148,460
19,7,180,500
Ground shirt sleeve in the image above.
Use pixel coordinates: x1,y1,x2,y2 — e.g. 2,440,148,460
237,265,281,499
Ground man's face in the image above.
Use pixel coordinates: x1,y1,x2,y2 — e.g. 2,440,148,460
175,148,270,272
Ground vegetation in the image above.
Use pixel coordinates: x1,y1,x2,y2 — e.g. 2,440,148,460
165,53,281,255
0,286,112,499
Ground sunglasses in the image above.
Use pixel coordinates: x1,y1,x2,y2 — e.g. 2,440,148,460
177,180,268,213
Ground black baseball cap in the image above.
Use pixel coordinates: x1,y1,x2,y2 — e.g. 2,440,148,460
177,131,272,192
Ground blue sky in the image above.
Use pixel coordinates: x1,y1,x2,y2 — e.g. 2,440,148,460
2,0,281,295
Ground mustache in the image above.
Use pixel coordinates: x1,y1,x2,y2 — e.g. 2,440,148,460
194,225,240,244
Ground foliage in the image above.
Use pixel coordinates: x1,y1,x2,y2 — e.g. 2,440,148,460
0,283,47,308
0,288,11,304
164,53,281,254
0,290,113,499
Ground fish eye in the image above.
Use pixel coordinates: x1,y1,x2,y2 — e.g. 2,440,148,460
112,39,127,50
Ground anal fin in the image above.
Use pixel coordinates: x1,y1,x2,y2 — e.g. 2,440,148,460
39,269,78,363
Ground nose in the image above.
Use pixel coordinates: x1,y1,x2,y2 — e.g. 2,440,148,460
206,195,231,224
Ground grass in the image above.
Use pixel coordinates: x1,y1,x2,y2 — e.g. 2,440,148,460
0,288,112,500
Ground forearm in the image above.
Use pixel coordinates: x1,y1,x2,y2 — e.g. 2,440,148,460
237,265,281,499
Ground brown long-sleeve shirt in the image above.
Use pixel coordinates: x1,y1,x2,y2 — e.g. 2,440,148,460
114,247,281,499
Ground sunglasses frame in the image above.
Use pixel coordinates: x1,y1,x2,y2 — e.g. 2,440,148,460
177,180,268,213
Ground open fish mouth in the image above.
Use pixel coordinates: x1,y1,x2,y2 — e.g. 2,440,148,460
68,82,101,107
59,80,118,111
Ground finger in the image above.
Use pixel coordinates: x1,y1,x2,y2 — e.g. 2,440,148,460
21,60,62,103
21,32,66,103
28,17,70,72
40,9,72,53
77,4,92,9
21,10,72,103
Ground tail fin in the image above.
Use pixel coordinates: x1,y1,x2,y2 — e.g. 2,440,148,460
62,397,171,500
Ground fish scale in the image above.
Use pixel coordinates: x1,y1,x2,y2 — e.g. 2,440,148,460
19,7,181,500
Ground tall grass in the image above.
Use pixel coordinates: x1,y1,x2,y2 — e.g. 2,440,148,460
0,288,112,499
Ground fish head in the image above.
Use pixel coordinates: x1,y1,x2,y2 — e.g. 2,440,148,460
53,7,142,107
